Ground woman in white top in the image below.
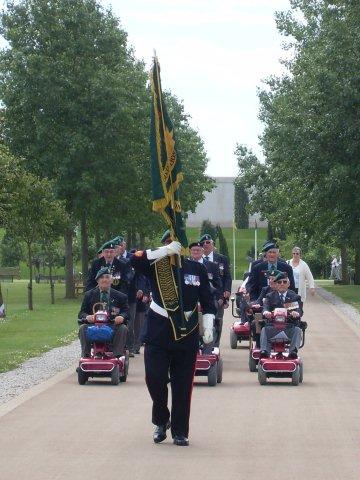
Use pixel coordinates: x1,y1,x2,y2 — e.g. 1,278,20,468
288,247,315,301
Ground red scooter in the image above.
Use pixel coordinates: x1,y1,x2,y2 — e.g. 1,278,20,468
229,292,251,349
257,308,306,386
77,303,129,385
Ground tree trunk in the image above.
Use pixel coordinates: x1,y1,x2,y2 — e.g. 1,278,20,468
49,263,55,305
27,243,33,310
80,213,89,286
64,229,75,298
354,242,360,285
139,232,145,250
340,244,349,285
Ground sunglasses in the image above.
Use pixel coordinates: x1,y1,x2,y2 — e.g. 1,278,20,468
203,240,212,245
292,252,300,255
277,279,288,284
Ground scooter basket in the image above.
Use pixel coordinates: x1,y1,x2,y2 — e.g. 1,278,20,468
86,325,114,343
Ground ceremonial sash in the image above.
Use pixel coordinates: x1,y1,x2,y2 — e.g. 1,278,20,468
154,257,198,340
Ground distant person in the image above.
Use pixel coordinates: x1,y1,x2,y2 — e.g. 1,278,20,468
287,247,315,301
330,255,340,280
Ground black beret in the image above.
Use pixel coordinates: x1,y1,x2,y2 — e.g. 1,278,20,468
199,234,213,244
262,241,278,252
161,229,171,244
274,271,288,282
95,267,111,281
189,241,203,249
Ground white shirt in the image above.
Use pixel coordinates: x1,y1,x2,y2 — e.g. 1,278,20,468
292,265,300,289
203,251,214,262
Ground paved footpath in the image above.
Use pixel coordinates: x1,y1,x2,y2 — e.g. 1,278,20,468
0,291,359,480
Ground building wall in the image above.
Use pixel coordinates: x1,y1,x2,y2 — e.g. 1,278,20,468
186,176,268,228
187,177,235,227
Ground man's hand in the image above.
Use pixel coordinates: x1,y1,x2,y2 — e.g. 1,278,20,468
264,311,272,319
290,311,300,318
142,295,149,303
86,315,95,323
252,304,261,309
224,291,231,299
218,298,224,307
166,241,181,256
114,316,124,325
136,290,143,299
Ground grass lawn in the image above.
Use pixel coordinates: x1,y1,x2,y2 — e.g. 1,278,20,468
0,281,80,373
187,227,267,279
316,279,360,314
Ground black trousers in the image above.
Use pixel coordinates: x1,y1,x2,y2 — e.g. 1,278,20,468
144,336,198,438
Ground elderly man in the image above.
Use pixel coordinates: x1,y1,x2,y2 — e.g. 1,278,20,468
260,272,303,359
86,239,131,295
246,241,295,301
199,233,232,347
78,267,129,358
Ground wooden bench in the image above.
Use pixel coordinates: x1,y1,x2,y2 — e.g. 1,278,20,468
0,267,21,282
75,282,85,296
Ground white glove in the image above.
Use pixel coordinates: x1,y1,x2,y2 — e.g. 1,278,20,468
146,241,181,261
202,313,215,344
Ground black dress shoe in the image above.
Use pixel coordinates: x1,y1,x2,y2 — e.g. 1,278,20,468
129,352,135,358
260,350,269,358
153,422,170,443
173,435,189,446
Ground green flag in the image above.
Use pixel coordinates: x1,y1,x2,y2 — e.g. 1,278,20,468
150,56,188,248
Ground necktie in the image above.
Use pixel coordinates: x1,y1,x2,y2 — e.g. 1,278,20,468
204,256,209,263
100,290,109,311
281,294,286,303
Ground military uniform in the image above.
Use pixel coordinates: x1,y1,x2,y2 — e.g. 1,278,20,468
78,286,129,357
131,249,216,442
200,235,232,347
86,256,131,295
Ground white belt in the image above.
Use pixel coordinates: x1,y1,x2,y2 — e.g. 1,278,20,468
150,300,169,318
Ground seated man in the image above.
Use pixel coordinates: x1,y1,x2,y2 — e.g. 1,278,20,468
78,267,129,358
260,272,303,359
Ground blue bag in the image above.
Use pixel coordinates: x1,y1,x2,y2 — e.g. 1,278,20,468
86,325,114,343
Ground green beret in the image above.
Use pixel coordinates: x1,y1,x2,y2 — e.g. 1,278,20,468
111,235,124,246
102,240,117,250
199,233,213,244
262,241,278,252
95,267,111,281
274,271,288,282
265,268,281,278
161,229,171,244
189,241,203,249
97,244,105,254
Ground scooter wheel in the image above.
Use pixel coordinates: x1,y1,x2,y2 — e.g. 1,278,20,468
111,365,120,385
208,364,217,386
230,329,238,349
299,361,303,383
258,365,267,385
249,352,257,372
216,358,223,383
292,366,300,386
77,369,88,385
120,356,129,383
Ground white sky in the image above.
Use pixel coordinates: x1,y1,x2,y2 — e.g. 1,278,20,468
104,0,291,176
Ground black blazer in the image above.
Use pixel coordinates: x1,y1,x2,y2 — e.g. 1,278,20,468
85,257,131,294
212,252,232,293
263,289,303,318
246,260,295,301
78,287,129,325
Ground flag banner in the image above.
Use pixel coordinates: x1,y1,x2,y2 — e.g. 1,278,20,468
150,55,188,248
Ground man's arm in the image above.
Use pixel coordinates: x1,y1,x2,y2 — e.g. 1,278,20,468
198,265,217,315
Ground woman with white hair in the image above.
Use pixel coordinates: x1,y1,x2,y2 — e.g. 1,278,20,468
287,247,315,301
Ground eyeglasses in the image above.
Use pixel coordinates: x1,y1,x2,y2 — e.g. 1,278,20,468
292,252,300,255
277,280,288,284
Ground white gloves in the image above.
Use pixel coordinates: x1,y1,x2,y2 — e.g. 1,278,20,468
202,313,215,344
147,241,182,261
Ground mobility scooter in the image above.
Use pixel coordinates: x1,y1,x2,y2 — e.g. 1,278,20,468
229,291,252,349
257,308,306,386
77,303,129,385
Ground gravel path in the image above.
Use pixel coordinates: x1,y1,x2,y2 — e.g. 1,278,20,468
0,340,79,405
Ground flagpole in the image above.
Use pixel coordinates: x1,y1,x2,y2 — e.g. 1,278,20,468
233,219,236,281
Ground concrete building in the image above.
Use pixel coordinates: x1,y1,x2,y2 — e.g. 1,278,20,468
186,176,267,228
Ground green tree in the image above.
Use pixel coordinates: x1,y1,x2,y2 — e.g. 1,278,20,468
5,171,68,310
216,225,230,259
0,231,24,267
200,220,217,242
0,0,149,296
